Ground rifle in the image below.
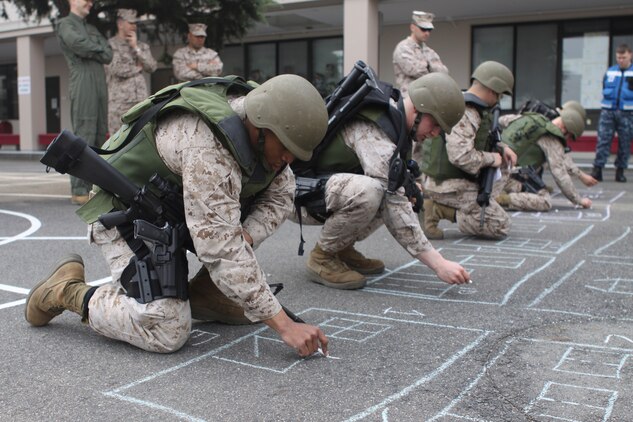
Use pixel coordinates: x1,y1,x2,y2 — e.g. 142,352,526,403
41,130,191,302
476,105,501,228
511,165,546,194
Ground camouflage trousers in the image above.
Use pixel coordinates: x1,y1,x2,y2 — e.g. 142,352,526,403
425,175,511,239
593,109,633,169
88,222,191,353
291,174,385,253
502,178,551,212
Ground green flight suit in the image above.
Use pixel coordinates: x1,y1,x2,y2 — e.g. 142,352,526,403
56,12,112,195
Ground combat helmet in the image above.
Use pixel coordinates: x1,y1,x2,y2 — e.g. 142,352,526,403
560,109,585,140
471,61,514,95
561,100,586,120
408,73,465,134
245,74,328,161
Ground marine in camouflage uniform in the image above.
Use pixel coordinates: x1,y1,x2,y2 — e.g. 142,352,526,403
421,61,517,240
392,11,448,97
55,1,112,202
25,75,330,357
294,73,471,290
172,23,223,82
106,9,157,135
496,111,593,211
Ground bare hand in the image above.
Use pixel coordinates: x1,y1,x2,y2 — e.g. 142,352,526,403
491,152,503,168
417,249,471,285
125,31,137,49
188,62,198,70
580,197,592,208
501,145,517,168
265,310,329,357
434,258,471,285
579,172,598,187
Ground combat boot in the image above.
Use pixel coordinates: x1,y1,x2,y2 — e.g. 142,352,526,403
615,168,627,183
306,244,366,289
25,254,92,326
189,267,252,325
338,244,385,275
591,166,603,182
423,199,457,240
495,193,511,207
71,195,89,205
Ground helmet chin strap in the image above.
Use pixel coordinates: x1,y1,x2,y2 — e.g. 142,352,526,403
409,112,423,142
256,128,266,153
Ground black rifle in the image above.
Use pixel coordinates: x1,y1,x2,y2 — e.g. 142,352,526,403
476,105,501,228
41,130,190,302
511,165,546,194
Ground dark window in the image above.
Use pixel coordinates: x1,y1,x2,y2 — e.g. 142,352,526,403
0,64,18,120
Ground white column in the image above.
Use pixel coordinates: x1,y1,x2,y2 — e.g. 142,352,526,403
17,35,46,151
343,0,379,74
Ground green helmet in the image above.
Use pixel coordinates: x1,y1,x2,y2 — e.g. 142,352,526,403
408,73,465,134
561,100,586,120
471,61,514,95
245,74,328,161
560,108,585,140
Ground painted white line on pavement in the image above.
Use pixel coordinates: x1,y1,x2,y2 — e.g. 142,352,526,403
0,209,41,246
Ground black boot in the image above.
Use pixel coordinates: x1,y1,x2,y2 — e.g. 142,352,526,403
616,168,627,183
591,166,603,182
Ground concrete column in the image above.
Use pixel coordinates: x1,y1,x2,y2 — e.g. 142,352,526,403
343,0,379,74
17,35,46,151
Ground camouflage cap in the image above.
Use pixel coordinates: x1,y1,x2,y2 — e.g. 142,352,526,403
412,11,434,30
117,9,138,23
188,23,207,37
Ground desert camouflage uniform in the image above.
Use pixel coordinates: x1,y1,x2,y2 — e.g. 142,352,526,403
393,37,448,97
498,114,583,211
88,96,289,353
106,37,157,135
172,46,223,82
293,119,433,256
423,105,511,239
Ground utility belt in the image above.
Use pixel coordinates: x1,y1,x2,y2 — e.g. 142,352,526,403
293,175,332,255
294,175,332,223
107,218,190,304
511,165,546,194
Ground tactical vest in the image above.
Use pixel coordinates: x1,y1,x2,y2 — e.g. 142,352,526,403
501,112,566,168
601,64,633,110
77,77,278,225
420,94,492,182
313,105,400,174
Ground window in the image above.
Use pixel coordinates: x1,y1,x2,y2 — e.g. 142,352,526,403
561,20,609,109
0,64,18,120
312,38,343,97
224,37,343,96
247,42,275,83
515,24,557,108
472,26,514,109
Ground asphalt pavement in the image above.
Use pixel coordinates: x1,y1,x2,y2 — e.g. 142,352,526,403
0,152,631,421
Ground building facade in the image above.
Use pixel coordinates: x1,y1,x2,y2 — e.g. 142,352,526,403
1,0,632,151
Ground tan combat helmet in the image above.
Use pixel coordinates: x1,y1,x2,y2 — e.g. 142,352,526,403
561,100,586,120
560,108,585,140
471,61,514,95
408,72,465,134
245,74,328,161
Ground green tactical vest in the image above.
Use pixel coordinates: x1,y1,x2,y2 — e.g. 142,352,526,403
314,105,401,174
420,102,492,182
77,77,278,224
501,112,566,167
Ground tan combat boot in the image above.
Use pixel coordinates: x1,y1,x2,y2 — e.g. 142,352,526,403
189,267,252,325
306,244,366,289
423,199,457,240
71,195,89,205
338,244,385,275
25,254,91,326
495,193,511,207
